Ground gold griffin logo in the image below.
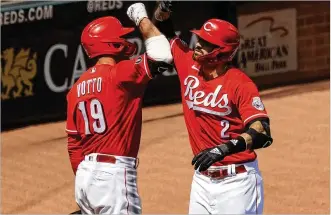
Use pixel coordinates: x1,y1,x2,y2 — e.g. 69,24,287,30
1,48,37,100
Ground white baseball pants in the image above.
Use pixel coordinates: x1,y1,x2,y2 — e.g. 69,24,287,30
189,159,264,214
75,154,141,214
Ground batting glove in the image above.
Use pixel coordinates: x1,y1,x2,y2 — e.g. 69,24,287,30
127,3,148,26
192,144,229,172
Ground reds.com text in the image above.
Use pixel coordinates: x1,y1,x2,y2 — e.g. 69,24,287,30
1,5,53,26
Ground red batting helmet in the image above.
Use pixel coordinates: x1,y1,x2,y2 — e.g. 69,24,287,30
81,16,137,58
191,19,240,65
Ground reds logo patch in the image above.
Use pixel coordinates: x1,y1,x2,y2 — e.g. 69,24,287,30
252,97,264,111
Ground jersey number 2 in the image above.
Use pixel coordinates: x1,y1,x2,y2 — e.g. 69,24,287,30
78,99,106,135
220,120,230,138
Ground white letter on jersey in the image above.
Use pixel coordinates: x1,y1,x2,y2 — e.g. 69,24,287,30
184,75,199,100
92,78,97,92
77,84,81,97
81,81,86,96
86,80,92,94
97,77,102,92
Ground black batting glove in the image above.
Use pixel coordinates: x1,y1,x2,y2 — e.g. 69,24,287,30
191,144,230,172
192,137,247,172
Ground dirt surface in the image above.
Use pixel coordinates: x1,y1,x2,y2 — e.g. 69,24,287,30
1,80,330,214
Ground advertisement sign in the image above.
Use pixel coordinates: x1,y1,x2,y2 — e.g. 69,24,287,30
237,8,297,77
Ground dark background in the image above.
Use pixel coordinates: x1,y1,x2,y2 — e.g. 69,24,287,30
1,1,237,130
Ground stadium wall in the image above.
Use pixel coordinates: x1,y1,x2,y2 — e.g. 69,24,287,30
237,1,330,88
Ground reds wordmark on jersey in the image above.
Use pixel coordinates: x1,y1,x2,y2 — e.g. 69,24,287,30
170,37,269,165
66,54,152,159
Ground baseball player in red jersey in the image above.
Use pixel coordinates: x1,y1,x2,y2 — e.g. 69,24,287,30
66,8,172,214
150,2,274,214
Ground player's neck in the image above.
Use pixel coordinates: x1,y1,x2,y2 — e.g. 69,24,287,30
96,57,116,66
201,63,228,81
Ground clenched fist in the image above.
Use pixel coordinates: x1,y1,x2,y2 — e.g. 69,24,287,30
158,1,173,12
127,3,148,26
192,144,229,172
154,1,173,21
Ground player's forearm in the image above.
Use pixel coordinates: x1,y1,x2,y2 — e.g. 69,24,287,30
127,3,173,64
127,3,161,40
216,120,273,157
138,18,162,40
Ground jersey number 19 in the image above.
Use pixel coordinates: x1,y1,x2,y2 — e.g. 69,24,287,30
78,99,106,135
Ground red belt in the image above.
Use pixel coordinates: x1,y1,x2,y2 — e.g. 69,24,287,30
201,165,247,179
89,154,116,164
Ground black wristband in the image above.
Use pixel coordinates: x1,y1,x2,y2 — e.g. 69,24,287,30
246,128,258,138
246,128,273,149
223,136,247,155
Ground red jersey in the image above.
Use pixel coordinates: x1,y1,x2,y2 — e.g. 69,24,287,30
170,37,269,165
66,54,152,163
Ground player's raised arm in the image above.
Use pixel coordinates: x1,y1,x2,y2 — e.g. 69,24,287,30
153,1,191,71
127,3,173,70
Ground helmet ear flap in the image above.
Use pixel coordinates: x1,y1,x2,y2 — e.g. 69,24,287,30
123,41,137,56
228,46,239,61
107,42,125,53
105,41,137,57
215,46,238,61
196,44,239,65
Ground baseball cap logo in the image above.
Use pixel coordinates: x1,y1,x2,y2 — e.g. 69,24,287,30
203,22,216,32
